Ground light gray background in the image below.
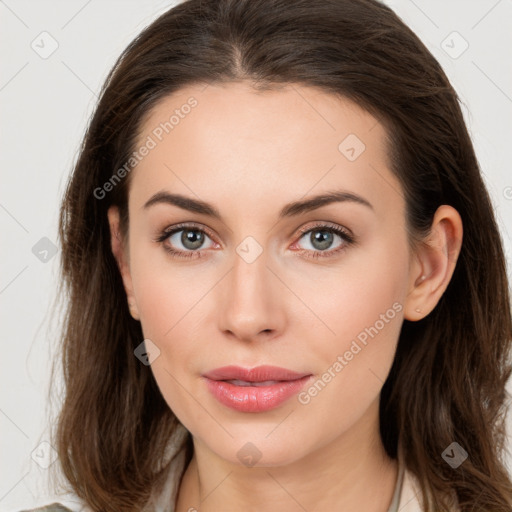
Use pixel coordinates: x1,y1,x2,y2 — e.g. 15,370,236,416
1,0,511,510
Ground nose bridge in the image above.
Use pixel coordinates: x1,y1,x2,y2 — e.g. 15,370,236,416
217,237,284,340
232,241,267,301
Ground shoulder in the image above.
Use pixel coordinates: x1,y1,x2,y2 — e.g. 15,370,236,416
19,504,75,512
398,469,424,511
400,468,460,512
395,441,460,512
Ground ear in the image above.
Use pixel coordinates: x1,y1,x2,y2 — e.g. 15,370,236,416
404,205,463,321
107,206,140,321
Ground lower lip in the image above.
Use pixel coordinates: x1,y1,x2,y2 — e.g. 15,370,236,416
204,376,312,413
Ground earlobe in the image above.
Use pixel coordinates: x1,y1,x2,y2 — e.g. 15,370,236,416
107,206,140,321
404,205,463,321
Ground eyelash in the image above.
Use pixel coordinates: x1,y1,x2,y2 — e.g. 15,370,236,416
154,222,355,260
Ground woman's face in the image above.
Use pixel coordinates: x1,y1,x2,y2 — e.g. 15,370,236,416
109,81,419,466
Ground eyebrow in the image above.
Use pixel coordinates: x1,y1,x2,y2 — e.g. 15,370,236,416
142,189,373,220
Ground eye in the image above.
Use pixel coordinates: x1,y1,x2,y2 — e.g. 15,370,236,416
291,223,355,259
155,223,217,259
155,221,355,261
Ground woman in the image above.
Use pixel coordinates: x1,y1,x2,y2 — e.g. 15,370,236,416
24,0,512,510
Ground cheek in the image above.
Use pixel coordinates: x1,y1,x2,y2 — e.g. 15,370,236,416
128,248,209,402
295,294,403,444
301,283,402,401
129,253,205,424
129,245,209,339
291,241,407,411
292,241,407,353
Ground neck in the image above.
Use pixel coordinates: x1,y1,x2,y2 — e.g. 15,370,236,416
176,399,398,512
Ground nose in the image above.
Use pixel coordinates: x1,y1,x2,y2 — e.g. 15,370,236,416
217,246,287,343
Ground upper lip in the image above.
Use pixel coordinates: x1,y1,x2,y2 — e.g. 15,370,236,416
203,365,311,382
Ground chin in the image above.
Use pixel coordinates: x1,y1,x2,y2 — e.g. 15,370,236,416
202,429,313,469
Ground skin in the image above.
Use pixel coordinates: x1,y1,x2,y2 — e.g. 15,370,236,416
108,81,462,512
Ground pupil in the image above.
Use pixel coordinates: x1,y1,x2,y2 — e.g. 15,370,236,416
182,230,204,249
312,230,333,250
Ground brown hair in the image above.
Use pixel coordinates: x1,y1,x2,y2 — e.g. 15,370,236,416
53,0,512,510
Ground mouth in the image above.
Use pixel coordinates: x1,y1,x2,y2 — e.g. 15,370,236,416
202,365,312,413
222,379,287,387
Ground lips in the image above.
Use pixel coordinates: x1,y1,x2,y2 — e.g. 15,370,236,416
202,365,312,413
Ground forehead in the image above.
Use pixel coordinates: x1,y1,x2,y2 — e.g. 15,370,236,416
128,81,402,220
